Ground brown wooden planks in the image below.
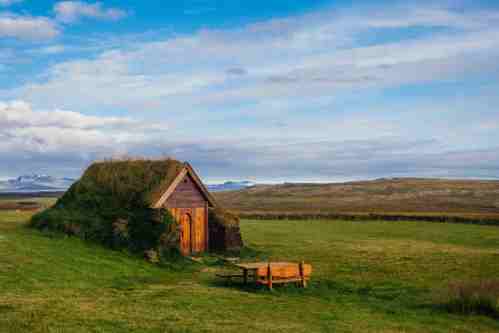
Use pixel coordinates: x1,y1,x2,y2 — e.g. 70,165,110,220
168,207,207,254
164,174,206,208
192,207,206,252
256,264,312,278
164,172,210,255
178,212,191,255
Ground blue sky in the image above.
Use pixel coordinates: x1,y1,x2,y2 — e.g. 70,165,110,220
1,0,499,182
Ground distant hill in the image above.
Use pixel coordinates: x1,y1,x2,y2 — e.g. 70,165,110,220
213,178,499,221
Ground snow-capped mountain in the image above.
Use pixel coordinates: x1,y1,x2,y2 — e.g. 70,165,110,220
0,174,75,193
0,175,253,193
206,181,255,192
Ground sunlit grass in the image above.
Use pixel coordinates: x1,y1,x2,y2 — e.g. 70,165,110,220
1,209,498,332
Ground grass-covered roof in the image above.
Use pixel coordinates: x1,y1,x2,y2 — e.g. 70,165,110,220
60,158,186,209
30,158,188,256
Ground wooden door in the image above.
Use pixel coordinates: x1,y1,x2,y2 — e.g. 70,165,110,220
189,207,206,253
179,213,192,255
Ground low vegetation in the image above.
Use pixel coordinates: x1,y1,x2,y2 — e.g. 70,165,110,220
214,178,499,224
443,280,499,318
1,202,498,332
208,206,244,252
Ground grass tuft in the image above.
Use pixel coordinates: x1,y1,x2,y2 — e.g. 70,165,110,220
442,279,499,318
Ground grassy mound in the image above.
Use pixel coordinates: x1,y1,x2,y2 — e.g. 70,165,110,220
30,159,185,259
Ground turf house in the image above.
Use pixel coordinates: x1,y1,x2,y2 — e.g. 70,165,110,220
31,159,243,260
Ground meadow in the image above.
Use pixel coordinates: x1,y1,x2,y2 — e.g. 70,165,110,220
1,206,499,332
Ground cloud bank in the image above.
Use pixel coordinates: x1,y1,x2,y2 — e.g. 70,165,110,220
0,1,127,42
1,3,499,180
1,100,498,181
0,100,167,157
0,13,59,40
54,1,127,23
0,0,22,7
11,5,499,110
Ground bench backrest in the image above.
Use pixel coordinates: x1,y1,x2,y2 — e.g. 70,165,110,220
256,263,312,278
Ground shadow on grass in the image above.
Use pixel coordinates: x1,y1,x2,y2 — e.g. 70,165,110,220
0,304,15,314
415,301,499,322
207,246,270,264
206,276,427,304
422,299,499,321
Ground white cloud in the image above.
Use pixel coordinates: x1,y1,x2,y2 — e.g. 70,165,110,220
0,100,167,154
0,100,134,129
0,0,22,6
2,4,499,179
0,100,497,180
54,1,127,23
34,45,66,55
0,13,59,40
8,5,499,111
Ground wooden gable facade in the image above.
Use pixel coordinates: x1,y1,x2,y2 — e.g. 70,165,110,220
153,163,216,256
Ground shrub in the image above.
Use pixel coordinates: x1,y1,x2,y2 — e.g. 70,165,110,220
208,207,243,252
443,279,499,318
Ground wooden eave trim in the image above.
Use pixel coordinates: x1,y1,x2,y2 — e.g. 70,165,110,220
183,163,217,208
152,168,188,209
151,163,217,209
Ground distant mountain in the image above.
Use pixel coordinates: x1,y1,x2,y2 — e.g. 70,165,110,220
0,175,253,194
0,174,75,193
207,181,255,192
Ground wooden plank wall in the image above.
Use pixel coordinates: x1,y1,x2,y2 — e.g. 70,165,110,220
165,174,208,254
164,174,206,208
193,207,206,252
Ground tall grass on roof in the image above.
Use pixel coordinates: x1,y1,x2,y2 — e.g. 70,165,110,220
30,159,184,260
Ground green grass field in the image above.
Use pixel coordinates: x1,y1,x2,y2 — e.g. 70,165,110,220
1,209,499,332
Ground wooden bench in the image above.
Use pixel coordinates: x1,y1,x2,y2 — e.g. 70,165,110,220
256,261,312,290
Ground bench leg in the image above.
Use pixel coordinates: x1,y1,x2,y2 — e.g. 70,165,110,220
267,264,273,290
243,269,248,285
299,261,307,288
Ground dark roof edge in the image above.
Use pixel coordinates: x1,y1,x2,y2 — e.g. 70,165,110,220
183,162,217,207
